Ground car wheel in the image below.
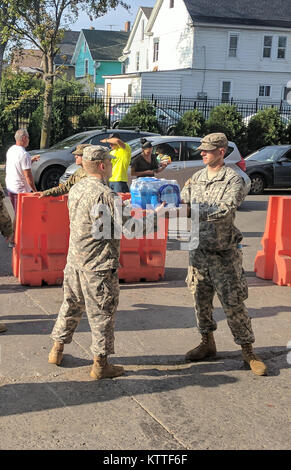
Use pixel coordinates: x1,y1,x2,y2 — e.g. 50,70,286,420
40,166,66,190
249,174,266,195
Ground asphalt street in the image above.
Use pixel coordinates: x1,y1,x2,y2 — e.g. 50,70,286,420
0,191,290,451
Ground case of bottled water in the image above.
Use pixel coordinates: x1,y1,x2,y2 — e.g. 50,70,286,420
130,177,181,209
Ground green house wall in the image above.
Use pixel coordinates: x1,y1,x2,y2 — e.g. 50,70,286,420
75,39,123,85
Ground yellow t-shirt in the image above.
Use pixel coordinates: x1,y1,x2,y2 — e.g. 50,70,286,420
109,143,131,182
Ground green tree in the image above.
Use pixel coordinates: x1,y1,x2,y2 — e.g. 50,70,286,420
247,107,287,152
206,104,248,154
28,97,75,149
175,109,206,137
2,0,129,148
0,2,17,85
1,67,44,95
78,103,107,131
119,100,160,133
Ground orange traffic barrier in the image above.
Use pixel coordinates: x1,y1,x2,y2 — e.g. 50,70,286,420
118,193,169,282
13,192,169,285
272,197,291,286
254,196,291,286
254,197,279,280
12,193,69,286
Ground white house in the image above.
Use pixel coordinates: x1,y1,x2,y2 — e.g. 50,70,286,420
104,0,291,102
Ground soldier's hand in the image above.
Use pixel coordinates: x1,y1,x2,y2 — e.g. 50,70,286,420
6,234,15,247
37,192,45,198
154,201,166,214
31,154,40,163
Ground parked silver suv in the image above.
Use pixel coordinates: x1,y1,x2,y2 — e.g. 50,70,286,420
30,128,159,190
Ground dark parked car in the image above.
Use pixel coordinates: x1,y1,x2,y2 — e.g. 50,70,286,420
30,128,160,190
245,145,291,194
110,103,182,135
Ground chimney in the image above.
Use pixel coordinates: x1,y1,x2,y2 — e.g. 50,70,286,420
125,21,131,32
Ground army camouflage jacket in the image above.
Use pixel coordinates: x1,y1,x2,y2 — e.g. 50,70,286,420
181,165,246,253
42,167,87,197
0,183,13,239
66,176,157,272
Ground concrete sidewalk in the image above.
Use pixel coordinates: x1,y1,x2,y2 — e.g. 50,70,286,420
0,195,290,450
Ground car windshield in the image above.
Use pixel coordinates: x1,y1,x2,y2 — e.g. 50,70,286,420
161,108,182,119
127,138,155,153
245,147,287,162
49,132,94,150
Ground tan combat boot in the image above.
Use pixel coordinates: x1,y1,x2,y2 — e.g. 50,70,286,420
185,332,217,362
90,355,125,380
241,344,267,376
0,323,7,333
48,341,64,365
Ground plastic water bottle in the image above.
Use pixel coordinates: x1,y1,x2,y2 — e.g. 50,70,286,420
158,179,180,207
130,177,181,209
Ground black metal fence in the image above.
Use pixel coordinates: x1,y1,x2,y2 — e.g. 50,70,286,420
1,91,291,135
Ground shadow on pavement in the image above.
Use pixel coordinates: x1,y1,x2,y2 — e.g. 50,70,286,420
0,346,289,417
239,201,268,212
1,302,291,335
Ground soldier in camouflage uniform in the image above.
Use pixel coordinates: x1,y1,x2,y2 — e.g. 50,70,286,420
39,144,90,198
0,183,13,333
181,133,267,376
48,145,125,379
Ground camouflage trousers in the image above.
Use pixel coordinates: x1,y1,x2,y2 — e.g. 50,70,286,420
51,264,120,356
186,248,255,345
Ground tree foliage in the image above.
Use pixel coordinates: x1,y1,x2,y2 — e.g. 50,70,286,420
78,103,107,131
175,109,206,137
119,100,161,133
2,0,130,148
247,107,287,152
206,104,248,154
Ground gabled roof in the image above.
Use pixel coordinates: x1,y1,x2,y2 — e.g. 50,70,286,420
183,0,291,29
10,49,43,72
82,29,129,61
122,7,153,56
140,7,153,20
54,31,80,65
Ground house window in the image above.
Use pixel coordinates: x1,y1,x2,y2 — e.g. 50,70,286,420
277,36,287,59
128,84,132,97
85,59,89,75
84,42,87,52
263,36,272,58
136,51,140,71
259,85,271,97
228,33,238,57
141,19,145,41
146,49,149,69
221,81,232,102
170,0,174,7
153,38,159,62
283,86,291,102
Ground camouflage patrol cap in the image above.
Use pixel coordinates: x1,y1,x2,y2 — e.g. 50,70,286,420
197,133,228,151
72,143,91,156
82,145,113,162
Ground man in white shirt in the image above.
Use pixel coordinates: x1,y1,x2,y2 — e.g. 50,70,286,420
5,129,39,213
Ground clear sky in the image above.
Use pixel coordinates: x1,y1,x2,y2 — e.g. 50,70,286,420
72,1,155,31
